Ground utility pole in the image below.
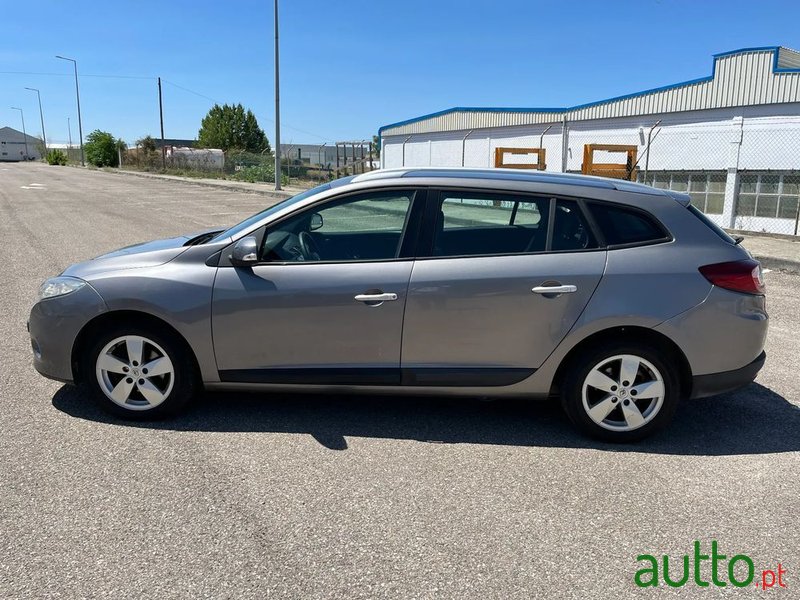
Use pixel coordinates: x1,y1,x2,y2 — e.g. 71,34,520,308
11,107,28,158
273,0,281,190
25,88,47,157
158,77,166,169
67,117,73,147
56,55,84,166
318,142,326,183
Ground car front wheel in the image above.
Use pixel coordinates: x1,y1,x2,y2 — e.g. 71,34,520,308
561,344,680,442
84,325,197,419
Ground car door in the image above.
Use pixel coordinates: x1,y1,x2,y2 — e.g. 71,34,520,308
400,189,606,386
212,188,424,385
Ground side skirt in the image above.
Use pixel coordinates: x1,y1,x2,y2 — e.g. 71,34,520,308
218,367,535,387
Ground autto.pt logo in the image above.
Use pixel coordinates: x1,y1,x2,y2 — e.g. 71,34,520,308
635,540,788,590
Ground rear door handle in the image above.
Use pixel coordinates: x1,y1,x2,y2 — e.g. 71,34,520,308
354,292,398,303
531,284,577,295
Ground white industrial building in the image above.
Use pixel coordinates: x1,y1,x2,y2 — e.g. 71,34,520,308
379,46,800,235
0,126,42,161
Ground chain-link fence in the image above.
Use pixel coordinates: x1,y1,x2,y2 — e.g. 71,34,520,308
383,116,800,236
569,118,800,236
117,142,378,188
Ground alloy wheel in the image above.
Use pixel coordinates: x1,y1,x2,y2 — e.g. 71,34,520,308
581,354,665,432
95,335,175,410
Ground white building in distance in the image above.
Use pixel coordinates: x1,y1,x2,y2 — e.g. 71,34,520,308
0,126,42,161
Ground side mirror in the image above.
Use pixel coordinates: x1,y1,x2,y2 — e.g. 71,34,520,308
309,212,323,231
230,235,259,266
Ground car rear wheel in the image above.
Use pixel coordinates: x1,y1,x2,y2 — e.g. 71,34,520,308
561,344,680,442
84,325,197,419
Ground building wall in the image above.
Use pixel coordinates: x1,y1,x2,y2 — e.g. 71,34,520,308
0,140,41,161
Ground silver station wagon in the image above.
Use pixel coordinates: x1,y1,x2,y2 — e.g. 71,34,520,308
29,168,767,442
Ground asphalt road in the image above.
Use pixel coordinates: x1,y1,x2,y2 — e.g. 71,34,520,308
1,162,798,599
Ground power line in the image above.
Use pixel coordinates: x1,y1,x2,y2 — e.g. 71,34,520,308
0,70,69,77
82,74,156,80
2,71,337,142
162,79,335,142
0,70,155,80
161,79,220,104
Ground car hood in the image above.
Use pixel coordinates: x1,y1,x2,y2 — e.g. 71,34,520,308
61,228,222,279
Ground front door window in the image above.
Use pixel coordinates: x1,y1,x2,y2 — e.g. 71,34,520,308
262,190,415,262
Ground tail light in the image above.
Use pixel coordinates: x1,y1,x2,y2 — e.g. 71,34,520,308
699,259,765,295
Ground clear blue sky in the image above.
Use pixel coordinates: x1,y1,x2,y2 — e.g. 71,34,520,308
1,0,798,146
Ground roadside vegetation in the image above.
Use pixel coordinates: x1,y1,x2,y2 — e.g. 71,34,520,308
84,130,126,167
120,103,291,185
45,149,68,165
68,102,372,188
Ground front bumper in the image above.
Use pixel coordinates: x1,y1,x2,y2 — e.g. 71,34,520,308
28,284,107,383
690,351,766,399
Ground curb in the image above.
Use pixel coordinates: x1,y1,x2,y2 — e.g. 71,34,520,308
754,255,800,274
108,168,295,200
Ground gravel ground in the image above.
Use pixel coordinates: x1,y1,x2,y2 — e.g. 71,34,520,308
1,162,798,599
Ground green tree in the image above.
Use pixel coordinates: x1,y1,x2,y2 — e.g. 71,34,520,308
84,130,121,167
197,103,270,153
372,134,381,159
137,135,157,153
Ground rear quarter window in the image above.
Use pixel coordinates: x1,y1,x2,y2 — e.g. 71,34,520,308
687,204,736,244
588,202,670,247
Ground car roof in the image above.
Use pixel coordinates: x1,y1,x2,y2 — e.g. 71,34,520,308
349,167,690,205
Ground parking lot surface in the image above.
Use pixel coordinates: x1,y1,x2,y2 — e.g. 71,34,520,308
1,162,798,599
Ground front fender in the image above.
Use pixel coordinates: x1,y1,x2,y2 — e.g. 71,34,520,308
87,260,219,383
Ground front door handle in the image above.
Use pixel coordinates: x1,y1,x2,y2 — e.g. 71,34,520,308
354,292,398,304
531,284,578,295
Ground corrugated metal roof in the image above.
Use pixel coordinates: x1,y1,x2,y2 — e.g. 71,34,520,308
0,126,40,144
778,47,800,70
380,47,800,137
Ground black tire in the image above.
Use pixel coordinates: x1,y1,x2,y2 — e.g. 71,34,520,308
82,323,198,420
560,342,680,442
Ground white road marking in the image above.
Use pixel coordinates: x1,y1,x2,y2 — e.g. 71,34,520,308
20,185,47,190
763,268,773,274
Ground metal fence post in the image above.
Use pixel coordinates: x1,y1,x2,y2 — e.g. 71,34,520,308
401,135,411,167
794,195,800,236
461,129,474,167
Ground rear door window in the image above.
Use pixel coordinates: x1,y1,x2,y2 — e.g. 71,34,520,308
552,199,598,251
429,192,602,257
433,193,550,256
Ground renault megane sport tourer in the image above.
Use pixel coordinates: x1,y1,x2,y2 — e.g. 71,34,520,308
29,168,767,442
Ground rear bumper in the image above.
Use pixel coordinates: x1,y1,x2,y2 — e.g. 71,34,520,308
691,351,766,399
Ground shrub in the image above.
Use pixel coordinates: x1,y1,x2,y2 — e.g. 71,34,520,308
231,163,288,185
46,149,68,166
84,130,122,167
231,164,274,183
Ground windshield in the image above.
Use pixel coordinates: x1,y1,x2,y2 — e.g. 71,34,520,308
209,183,332,243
